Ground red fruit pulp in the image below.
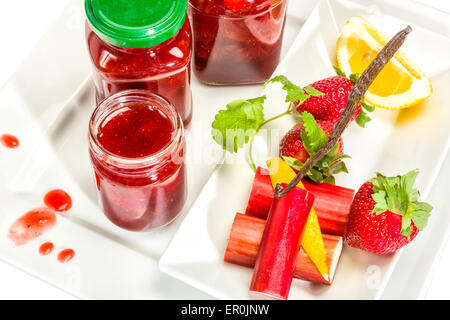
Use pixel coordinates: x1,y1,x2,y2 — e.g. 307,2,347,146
44,189,72,212
90,101,186,232
39,242,55,255
97,103,174,158
58,249,75,263
1,133,19,149
86,19,193,125
189,0,287,84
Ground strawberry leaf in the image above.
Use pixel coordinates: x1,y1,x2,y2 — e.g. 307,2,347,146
370,169,433,237
282,113,350,185
349,73,360,84
211,96,265,153
362,101,376,112
333,66,347,77
300,111,329,154
355,109,372,128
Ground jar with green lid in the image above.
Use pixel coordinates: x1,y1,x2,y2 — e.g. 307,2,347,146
85,0,193,125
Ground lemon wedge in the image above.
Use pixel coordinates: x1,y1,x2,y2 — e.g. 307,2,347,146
337,16,432,109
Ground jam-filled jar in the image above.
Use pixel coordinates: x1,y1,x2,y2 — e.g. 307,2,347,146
189,0,288,85
88,90,187,232
85,0,193,125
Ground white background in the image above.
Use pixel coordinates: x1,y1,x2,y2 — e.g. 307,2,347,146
0,0,449,300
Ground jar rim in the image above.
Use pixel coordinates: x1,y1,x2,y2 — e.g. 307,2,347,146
85,0,187,48
89,90,184,170
188,0,284,17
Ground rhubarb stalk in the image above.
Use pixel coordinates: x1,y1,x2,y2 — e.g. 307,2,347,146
250,184,314,300
245,167,354,236
225,213,343,285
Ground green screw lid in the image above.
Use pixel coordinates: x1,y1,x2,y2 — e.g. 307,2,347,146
85,0,187,48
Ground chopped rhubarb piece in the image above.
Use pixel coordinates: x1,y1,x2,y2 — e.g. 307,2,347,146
302,180,354,236
267,157,328,279
245,167,273,218
244,166,354,236
250,185,314,300
225,213,343,285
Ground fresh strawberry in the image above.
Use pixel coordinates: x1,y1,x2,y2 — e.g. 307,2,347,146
279,112,348,185
280,120,343,163
345,170,433,254
295,76,362,125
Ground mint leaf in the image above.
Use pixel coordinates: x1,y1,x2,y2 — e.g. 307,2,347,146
211,97,265,153
265,75,310,103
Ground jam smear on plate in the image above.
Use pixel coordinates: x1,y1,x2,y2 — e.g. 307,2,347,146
43,189,72,212
8,208,57,246
1,134,19,149
58,249,75,263
39,242,55,255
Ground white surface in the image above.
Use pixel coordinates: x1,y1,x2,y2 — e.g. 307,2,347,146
159,0,450,299
0,0,308,300
0,0,449,300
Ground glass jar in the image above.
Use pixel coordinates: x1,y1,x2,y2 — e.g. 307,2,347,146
85,0,193,125
88,90,186,232
189,0,288,85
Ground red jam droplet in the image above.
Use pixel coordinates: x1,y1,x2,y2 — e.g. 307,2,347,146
58,249,75,263
97,102,174,158
8,208,57,246
1,134,19,149
43,189,72,212
39,242,55,255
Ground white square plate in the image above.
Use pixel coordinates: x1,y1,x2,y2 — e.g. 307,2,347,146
159,0,450,299
0,0,307,299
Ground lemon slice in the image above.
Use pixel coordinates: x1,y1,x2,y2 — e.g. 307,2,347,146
337,17,432,109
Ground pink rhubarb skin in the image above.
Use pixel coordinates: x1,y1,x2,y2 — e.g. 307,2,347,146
245,167,354,236
224,213,342,285
249,184,315,300
245,167,274,219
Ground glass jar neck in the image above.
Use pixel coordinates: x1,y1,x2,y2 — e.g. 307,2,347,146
89,90,184,173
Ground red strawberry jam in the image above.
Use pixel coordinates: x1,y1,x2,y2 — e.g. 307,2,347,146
188,0,288,84
1,133,19,149
89,90,186,232
85,0,193,125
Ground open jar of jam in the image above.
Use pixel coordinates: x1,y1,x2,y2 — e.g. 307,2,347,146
189,0,288,85
85,0,193,125
88,90,187,232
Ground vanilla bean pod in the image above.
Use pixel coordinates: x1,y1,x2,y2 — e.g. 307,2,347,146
274,25,413,199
